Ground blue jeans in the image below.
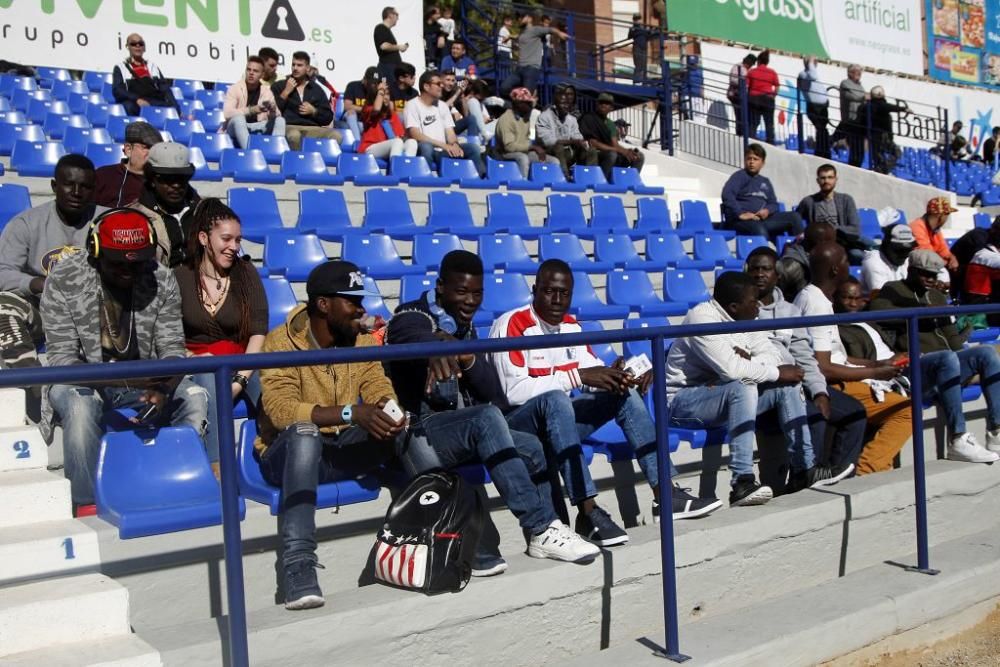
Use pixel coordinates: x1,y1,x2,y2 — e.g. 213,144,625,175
417,141,485,177
727,212,804,242
923,347,1000,436
225,114,286,149
574,388,674,488
668,381,814,482
454,114,482,140
259,422,398,567
419,404,556,534
49,377,209,505
500,65,541,96
504,390,598,505
335,110,363,144
191,372,261,463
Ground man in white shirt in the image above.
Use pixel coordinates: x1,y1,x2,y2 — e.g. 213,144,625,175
490,260,722,538
404,71,485,177
665,272,843,507
860,223,914,298
794,243,912,475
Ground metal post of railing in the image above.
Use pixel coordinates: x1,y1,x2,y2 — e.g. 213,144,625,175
903,317,940,576
651,335,689,663
598,45,606,82
943,108,952,192
739,75,749,152
566,14,576,78
663,61,673,154
214,365,251,666
796,88,804,154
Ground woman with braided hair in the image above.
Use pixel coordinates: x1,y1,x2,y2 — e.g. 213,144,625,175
174,198,269,475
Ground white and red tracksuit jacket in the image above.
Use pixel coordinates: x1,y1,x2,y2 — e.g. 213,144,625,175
488,305,604,408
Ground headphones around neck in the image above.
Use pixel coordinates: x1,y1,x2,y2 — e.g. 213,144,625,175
425,290,457,335
86,207,158,260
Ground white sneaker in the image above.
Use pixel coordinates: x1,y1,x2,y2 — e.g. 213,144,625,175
947,433,1000,463
987,429,1000,453
527,520,600,562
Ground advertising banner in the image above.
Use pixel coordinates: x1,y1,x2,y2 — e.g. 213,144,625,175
927,0,1000,90
666,0,924,76
0,0,423,90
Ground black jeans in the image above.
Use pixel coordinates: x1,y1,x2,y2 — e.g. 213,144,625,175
806,387,868,470
806,102,830,158
748,94,775,144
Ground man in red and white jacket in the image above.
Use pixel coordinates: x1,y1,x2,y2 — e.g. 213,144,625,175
489,260,722,536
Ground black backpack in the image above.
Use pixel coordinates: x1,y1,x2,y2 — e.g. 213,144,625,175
372,470,483,594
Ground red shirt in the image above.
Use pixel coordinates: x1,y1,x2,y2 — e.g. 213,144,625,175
747,65,779,97
129,60,150,78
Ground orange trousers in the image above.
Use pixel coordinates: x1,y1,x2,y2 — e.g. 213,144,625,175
840,381,912,475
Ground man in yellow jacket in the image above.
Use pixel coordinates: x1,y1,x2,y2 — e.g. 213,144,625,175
256,260,406,611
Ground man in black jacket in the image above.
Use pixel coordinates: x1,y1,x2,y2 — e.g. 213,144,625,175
271,51,340,150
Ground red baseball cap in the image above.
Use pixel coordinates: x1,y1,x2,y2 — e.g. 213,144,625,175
97,210,156,263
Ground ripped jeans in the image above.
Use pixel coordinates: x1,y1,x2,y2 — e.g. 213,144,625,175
49,377,209,505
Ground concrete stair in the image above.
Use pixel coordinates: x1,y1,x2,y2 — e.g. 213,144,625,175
0,468,72,528
3,634,162,667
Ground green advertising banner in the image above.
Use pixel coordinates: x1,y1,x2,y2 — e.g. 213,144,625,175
666,0,924,76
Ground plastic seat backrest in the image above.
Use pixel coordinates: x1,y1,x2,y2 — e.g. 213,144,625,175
540,233,590,265
679,199,714,232
664,268,710,304
413,234,464,267
590,195,631,230
479,234,532,268
261,277,298,329
636,197,673,232
297,188,353,232
427,190,475,229
547,193,587,229
364,187,415,228
486,192,530,230
595,234,642,265
481,273,532,313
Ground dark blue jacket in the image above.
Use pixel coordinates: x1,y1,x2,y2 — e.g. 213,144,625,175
721,169,778,224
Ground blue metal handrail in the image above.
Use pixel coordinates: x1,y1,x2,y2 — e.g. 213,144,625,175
6,301,996,665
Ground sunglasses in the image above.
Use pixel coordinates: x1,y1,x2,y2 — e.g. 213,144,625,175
129,40,145,47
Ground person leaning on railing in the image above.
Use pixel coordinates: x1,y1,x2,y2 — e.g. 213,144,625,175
174,198,268,478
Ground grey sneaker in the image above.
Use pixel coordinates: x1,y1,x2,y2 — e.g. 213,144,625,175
471,554,508,577
284,560,325,610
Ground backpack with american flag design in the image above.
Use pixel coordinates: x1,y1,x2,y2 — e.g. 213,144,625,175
372,470,483,594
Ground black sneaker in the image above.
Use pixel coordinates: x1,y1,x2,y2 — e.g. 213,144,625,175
729,474,773,507
670,485,723,519
575,505,629,546
284,560,325,610
471,554,508,577
788,463,855,493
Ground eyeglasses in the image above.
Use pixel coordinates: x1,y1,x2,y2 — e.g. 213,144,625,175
428,81,443,87
128,40,145,47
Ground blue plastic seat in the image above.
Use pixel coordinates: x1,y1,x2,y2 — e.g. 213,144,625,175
734,235,770,260
11,140,66,177
486,157,544,190
195,89,226,109
479,234,538,273
173,79,204,100
663,268,711,306
858,208,885,240
0,110,27,126
297,188,356,238
106,115,142,143
974,213,992,229
361,276,393,321
193,109,225,133
62,126,111,155
82,71,111,93
0,124,45,156
261,277,299,329
611,167,664,194
486,192,540,237
607,270,687,316
13,88,51,113
139,105,179,129
188,146,223,181
27,99,69,124
337,153,400,186
426,190,485,237
577,320,619,365
401,273,438,302
247,134,291,164
96,426,245,539
219,148,284,183
440,158,490,187
263,232,327,281
85,102,124,128
412,233,464,270
238,421,380,515
0,183,31,230
545,193,589,234
392,155,449,187
342,234,424,278
540,233,615,272
569,271,630,320
0,97,8,113
177,99,206,119
595,234,652,269
530,161,587,192
163,118,204,145
0,75,36,97
679,199,735,239
693,233,743,270
36,67,71,88
42,112,90,140
644,233,710,270
84,143,123,169
573,164,628,193
621,316,672,360
228,187,285,241
475,273,532,325
66,91,103,115
280,151,343,185
363,187,422,237
302,136,341,165
589,194,642,239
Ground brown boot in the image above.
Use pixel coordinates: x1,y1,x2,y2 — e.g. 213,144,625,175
211,461,221,481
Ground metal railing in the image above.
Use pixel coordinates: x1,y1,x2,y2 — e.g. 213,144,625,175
3,302,994,664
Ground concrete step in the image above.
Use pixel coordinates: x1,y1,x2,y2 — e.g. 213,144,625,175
0,388,27,428
0,424,48,472
3,634,161,667
0,573,132,658
0,519,101,586
140,460,1000,667
561,527,1000,666
0,469,71,529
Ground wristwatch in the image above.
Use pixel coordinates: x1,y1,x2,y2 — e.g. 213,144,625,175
341,404,353,425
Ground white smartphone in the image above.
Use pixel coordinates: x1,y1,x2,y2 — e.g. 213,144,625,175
382,398,405,422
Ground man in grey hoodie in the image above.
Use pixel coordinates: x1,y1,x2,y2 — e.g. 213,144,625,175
747,247,866,478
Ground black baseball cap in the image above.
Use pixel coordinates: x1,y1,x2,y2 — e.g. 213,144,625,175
306,260,377,298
